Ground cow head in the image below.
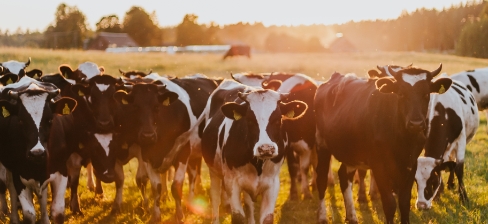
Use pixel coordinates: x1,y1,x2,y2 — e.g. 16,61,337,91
113,83,178,145
415,157,456,209
0,81,76,162
0,58,30,76
221,90,307,159
72,75,120,132
119,69,152,79
59,62,105,83
375,64,452,133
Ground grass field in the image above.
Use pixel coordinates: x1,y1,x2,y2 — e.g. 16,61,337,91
1,47,488,223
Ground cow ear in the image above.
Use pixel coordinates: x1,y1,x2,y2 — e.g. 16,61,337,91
367,70,381,78
71,84,89,97
221,102,248,120
0,100,17,118
262,80,282,91
280,100,308,120
59,64,77,80
25,69,43,79
0,74,18,86
52,97,77,115
431,78,452,94
113,90,131,105
438,161,456,172
159,92,179,106
376,77,398,93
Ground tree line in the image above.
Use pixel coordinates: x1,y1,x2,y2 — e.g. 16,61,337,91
1,1,488,57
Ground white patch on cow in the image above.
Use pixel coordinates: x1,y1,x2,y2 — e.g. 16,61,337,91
184,73,207,79
103,170,108,174
317,198,327,223
78,62,101,80
232,73,264,88
145,73,162,80
1,60,26,75
415,157,438,209
402,73,427,86
18,188,35,221
65,78,76,84
343,175,358,222
247,91,281,157
277,74,310,93
50,172,67,219
20,91,48,153
94,133,113,156
95,83,110,92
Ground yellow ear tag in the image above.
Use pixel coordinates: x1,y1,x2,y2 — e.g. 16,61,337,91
78,90,84,96
439,85,446,94
285,110,295,118
33,73,38,79
122,98,128,105
62,103,70,115
79,143,84,149
122,142,128,149
162,97,170,106
2,106,10,118
6,78,12,85
233,110,242,120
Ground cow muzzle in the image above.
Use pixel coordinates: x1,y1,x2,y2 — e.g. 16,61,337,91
256,144,277,159
96,119,114,131
138,131,157,145
416,201,431,210
27,148,46,161
407,120,425,132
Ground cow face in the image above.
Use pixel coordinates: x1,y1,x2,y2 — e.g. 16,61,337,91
59,62,104,83
0,58,30,75
113,84,178,145
73,75,120,131
0,84,76,162
415,157,456,209
221,90,307,159
376,64,452,132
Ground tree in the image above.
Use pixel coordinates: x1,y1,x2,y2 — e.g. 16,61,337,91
96,15,123,33
44,3,88,49
456,17,488,58
123,6,162,46
176,14,206,46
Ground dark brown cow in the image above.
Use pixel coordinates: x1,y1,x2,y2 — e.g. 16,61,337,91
223,45,251,60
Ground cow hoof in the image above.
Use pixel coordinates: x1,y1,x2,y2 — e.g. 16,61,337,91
447,184,455,190
53,214,65,224
150,216,161,223
111,207,121,215
71,208,84,216
346,219,359,224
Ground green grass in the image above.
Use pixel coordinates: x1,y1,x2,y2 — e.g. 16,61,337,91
1,47,488,223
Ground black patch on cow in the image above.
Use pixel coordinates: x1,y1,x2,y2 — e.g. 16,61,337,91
453,82,467,91
467,85,472,92
0,180,6,193
460,97,467,104
467,75,480,93
451,85,464,97
470,96,475,106
425,103,463,158
218,125,225,149
251,157,264,176
471,107,475,115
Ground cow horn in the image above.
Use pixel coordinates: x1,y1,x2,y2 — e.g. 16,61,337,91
8,90,19,100
25,57,31,67
237,92,248,101
430,63,442,78
407,63,413,67
48,89,60,98
119,69,125,75
123,84,133,91
387,66,398,77
0,66,3,73
230,73,237,81
147,69,153,76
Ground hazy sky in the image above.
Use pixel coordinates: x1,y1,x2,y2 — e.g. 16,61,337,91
1,0,469,32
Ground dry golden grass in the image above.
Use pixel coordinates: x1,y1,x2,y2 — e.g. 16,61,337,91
1,47,488,223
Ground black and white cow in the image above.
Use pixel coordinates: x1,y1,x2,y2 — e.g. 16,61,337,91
0,76,76,223
231,72,322,200
201,79,308,224
415,75,479,209
314,65,451,224
114,73,218,223
450,68,488,121
0,58,43,79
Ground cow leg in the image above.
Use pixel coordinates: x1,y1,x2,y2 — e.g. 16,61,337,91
357,169,367,203
95,177,103,196
371,167,396,224
172,162,187,224
260,175,279,224
7,171,19,223
0,163,8,215
132,146,149,208
86,163,95,191
51,172,68,224
338,164,358,223
209,170,222,224
39,185,49,224
67,153,83,215
18,187,35,224
398,167,416,224
455,161,469,204
111,161,125,214
447,168,455,190
243,192,255,224
299,149,313,199
369,171,379,200
226,179,245,224
145,164,161,223
286,146,300,200
315,145,331,224
186,156,202,203
160,171,169,202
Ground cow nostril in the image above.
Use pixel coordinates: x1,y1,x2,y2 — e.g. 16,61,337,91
30,149,45,157
258,144,276,156
416,202,428,210
142,132,155,138
99,120,111,126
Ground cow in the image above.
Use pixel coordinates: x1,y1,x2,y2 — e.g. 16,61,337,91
114,73,218,223
201,79,308,224
0,58,43,79
314,65,451,224
230,72,324,200
223,45,251,60
0,76,76,224
450,68,488,123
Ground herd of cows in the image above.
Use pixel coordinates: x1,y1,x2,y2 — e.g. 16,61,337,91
0,57,486,224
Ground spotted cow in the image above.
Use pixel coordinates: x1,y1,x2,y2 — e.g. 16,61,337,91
0,58,43,80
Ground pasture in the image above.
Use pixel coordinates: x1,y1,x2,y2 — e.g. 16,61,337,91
1,47,488,223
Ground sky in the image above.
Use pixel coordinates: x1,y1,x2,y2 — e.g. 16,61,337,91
1,0,470,32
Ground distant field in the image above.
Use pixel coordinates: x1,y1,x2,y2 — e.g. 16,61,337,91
1,47,488,223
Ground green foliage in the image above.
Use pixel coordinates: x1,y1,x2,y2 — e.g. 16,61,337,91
44,3,88,49
122,6,162,46
176,14,220,46
96,15,123,33
456,17,488,58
